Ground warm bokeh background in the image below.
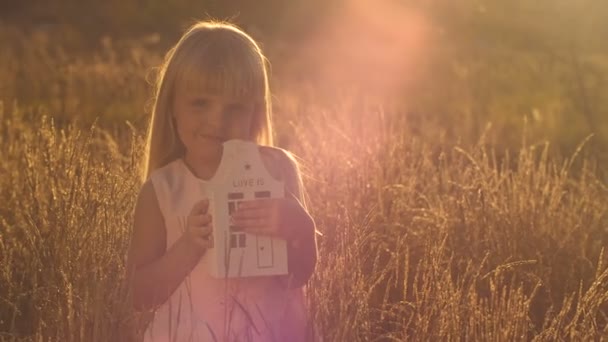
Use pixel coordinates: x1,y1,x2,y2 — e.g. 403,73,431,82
1,1,608,340
2,0,608,159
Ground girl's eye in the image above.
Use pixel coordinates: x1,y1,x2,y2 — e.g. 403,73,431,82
191,99,208,107
226,104,249,115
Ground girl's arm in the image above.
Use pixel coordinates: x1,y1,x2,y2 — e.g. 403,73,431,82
126,181,205,311
267,147,318,288
285,197,317,288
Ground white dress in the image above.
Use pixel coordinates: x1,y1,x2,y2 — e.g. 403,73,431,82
142,158,310,342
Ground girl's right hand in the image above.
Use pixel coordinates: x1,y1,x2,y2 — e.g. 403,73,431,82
179,199,213,257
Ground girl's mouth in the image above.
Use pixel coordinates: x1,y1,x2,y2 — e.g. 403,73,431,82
198,134,224,141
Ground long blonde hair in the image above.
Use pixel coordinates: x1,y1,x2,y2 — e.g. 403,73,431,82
142,20,274,181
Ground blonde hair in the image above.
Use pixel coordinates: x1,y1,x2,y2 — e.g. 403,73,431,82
142,20,274,180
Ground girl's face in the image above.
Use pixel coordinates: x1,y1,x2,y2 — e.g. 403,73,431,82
172,83,256,164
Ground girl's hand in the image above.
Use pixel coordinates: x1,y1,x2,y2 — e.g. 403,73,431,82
179,199,213,257
230,198,308,241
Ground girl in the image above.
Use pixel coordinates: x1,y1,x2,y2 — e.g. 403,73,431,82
126,21,318,341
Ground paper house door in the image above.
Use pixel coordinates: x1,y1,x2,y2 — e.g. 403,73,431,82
201,139,288,278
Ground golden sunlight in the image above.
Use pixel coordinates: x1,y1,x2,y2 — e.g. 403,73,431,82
291,0,432,99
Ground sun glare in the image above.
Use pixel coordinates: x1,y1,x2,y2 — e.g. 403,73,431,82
292,0,432,99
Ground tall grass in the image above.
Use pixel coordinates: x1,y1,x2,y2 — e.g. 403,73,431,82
1,94,607,340
282,96,608,340
0,104,143,341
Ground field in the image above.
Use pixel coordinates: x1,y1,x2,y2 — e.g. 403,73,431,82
1,7,608,341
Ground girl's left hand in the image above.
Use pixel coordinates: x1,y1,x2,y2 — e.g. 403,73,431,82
230,198,307,241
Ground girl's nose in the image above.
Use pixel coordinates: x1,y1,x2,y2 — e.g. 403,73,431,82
203,105,224,122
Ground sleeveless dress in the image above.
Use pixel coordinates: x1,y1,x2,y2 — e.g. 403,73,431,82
142,158,310,342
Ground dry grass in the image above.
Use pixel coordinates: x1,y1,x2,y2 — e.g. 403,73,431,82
284,96,608,341
0,104,144,341
1,30,608,341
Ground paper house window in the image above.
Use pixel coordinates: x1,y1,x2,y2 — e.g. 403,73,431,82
227,193,247,248
200,140,289,278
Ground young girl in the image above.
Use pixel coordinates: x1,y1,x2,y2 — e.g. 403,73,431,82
126,21,318,341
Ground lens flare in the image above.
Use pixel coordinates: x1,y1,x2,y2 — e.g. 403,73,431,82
289,0,432,100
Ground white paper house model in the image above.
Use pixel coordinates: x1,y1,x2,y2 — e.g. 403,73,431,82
201,139,288,278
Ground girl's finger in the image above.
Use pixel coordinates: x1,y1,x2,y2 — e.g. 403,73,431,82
232,217,268,229
189,199,209,216
194,235,214,249
232,207,268,220
197,226,214,248
189,214,212,226
237,199,272,210
205,237,214,248
195,225,213,237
